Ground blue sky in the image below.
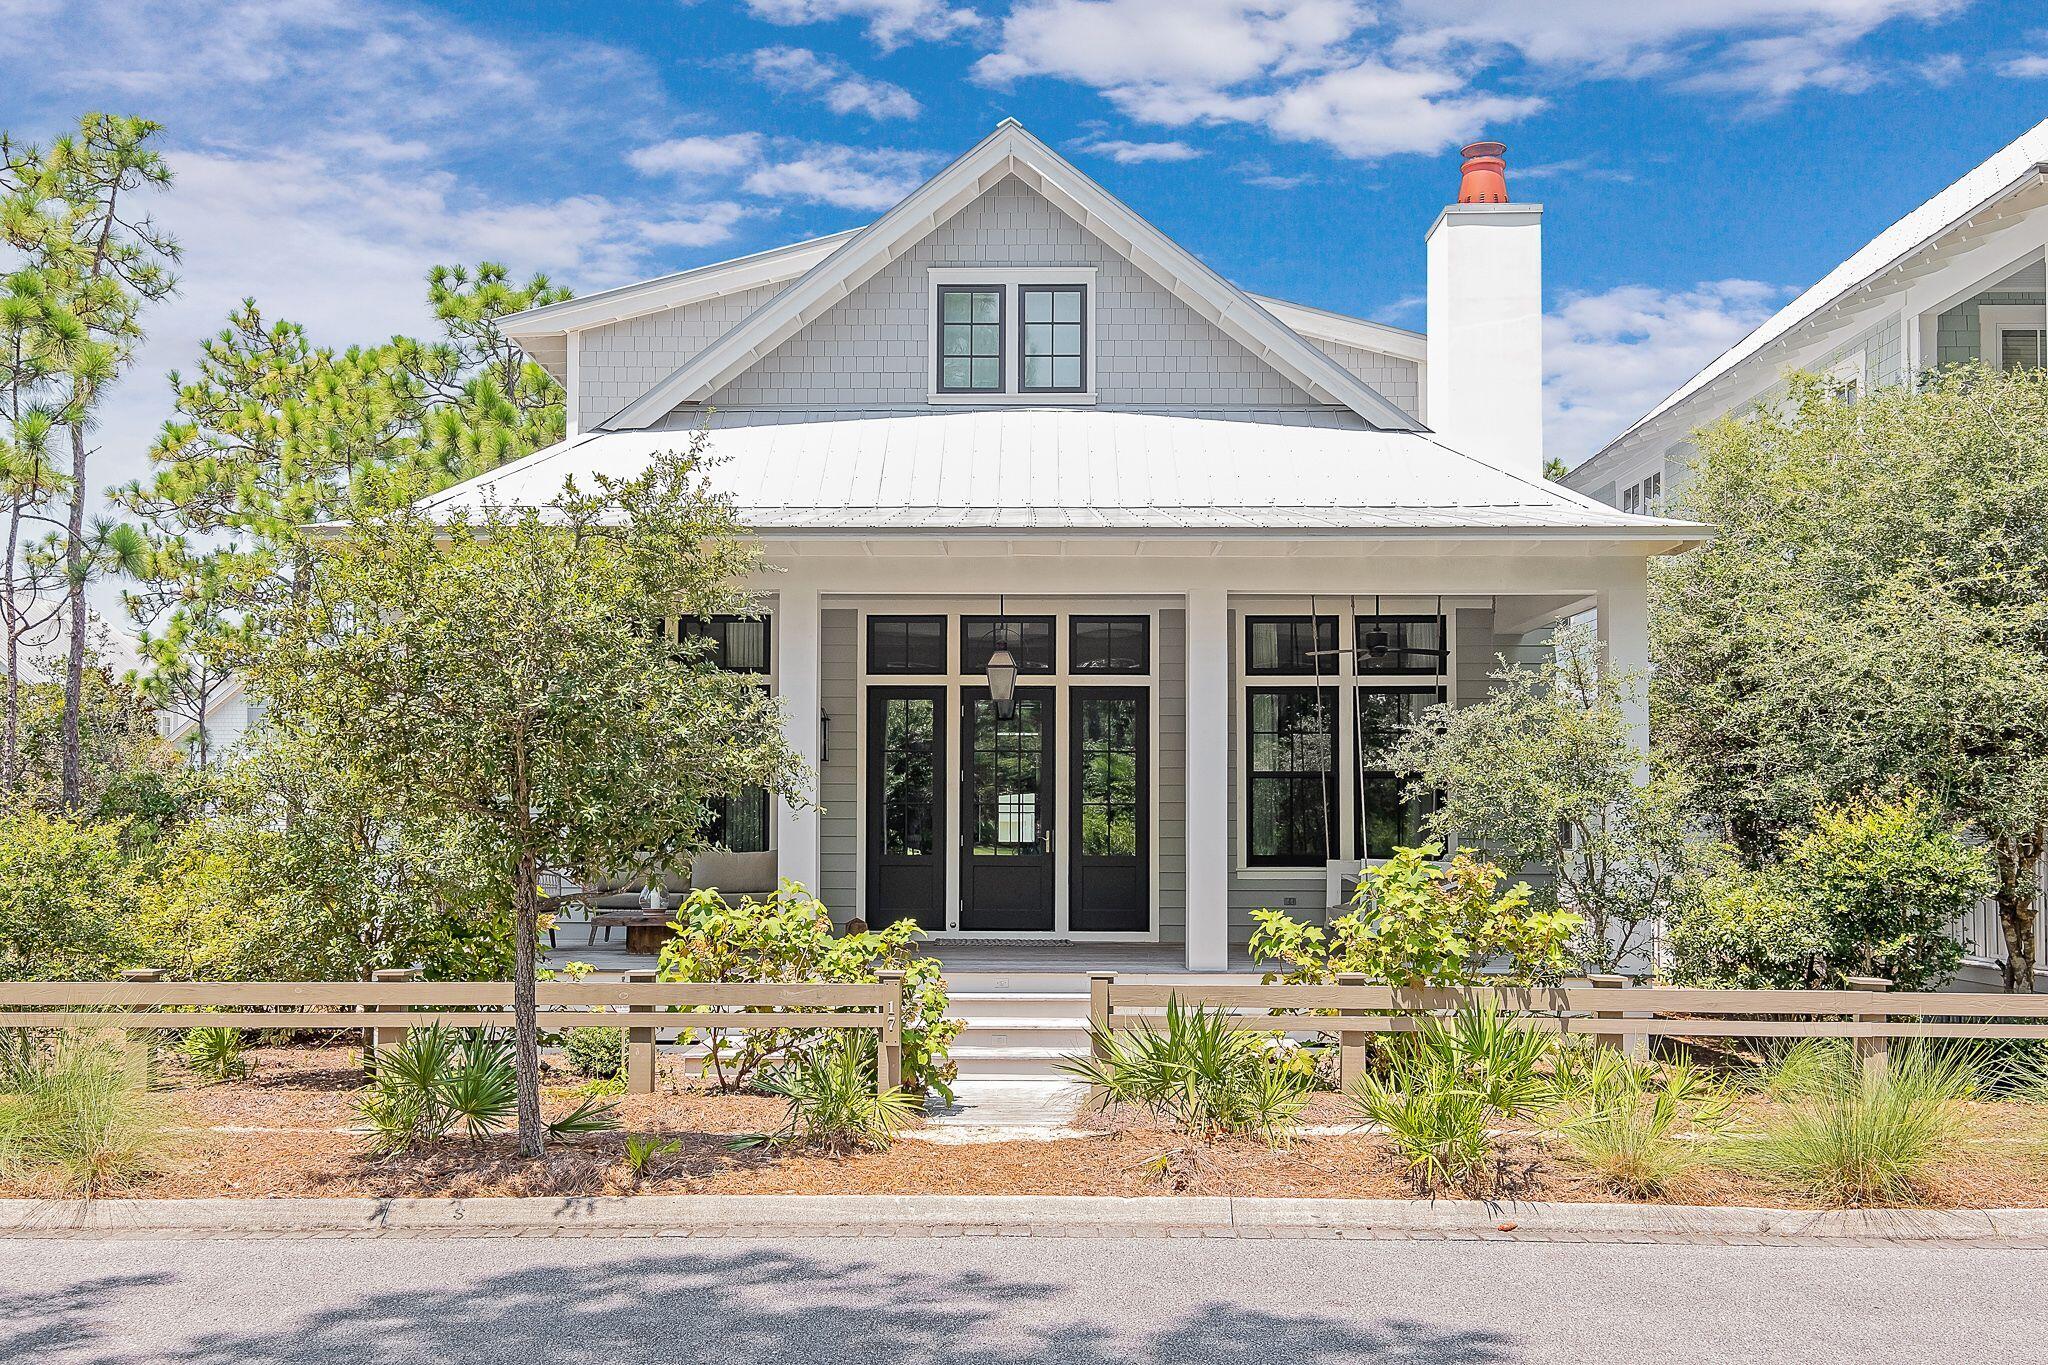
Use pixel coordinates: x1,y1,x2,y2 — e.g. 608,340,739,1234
3,0,2045,495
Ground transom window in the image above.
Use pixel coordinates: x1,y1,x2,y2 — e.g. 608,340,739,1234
962,616,1056,674
867,616,948,674
936,286,1003,393
1020,285,1085,392
1070,616,1148,674
1245,616,1338,675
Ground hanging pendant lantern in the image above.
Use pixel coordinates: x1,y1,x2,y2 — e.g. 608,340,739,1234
988,595,1019,719
1363,594,1392,659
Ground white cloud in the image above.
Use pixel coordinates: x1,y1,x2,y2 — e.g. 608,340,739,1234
2001,53,2048,77
1544,279,1788,463
750,46,923,119
743,0,982,49
1264,61,1545,159
1073,137,1206,164
627,134,767,177
742,147,934,210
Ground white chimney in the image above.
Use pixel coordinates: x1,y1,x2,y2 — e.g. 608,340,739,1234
1425,141,1543,478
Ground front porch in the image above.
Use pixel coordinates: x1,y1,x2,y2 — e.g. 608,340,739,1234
739,554,1664,972
545,930,1265,979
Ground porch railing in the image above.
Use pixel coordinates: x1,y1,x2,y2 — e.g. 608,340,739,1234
0,973,907,1097
1086,972,2048,1090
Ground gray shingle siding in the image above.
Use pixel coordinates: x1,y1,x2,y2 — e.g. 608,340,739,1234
696,176,1350,417
1937,289,2047,365
1307,338,1421,421
576,281,784,431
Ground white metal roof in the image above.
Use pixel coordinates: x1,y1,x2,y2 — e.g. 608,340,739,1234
1595,117,2048,460
422,409,1700,541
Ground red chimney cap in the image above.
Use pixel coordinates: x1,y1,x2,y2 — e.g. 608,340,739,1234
1457,141,1509,204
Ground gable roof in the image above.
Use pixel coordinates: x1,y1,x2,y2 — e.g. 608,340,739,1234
601,120,1423,432
422,409,1701,546
1586,117,2048,468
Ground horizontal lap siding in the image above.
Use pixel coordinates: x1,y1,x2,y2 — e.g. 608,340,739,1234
1157,609,1186,943
819,609,858,924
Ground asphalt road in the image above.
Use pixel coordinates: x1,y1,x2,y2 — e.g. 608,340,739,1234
3,1232,2039,1364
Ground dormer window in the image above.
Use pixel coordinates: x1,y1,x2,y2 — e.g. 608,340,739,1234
937,286,1004,393
1020,285,1085,392
928,268,1096,404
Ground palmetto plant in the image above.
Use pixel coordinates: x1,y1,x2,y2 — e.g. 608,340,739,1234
1349,1004,1556,1194
1060,996,1313,1145
742,1035,920,1153
357,1026,617,1155
179,1027,249,1084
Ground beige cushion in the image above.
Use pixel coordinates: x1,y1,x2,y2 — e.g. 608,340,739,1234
689,849,779,896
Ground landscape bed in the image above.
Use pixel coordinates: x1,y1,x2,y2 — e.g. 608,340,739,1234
5,1043,2046,1209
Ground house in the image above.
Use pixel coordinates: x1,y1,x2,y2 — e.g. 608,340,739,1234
1566,116,2047,514
1564,116,2048,986
433,120,1700,970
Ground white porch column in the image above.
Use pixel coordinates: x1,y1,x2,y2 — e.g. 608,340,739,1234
1595,562,1651,761
1184,587,1231,971
774,584,822,895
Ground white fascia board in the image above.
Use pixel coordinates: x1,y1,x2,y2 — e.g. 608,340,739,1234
603,120,1422,432
500,230,860,340
1248,297,1426,363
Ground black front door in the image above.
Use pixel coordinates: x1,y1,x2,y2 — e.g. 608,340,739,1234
865,687,946,930
1069,688,1149,932
960,687,1055,931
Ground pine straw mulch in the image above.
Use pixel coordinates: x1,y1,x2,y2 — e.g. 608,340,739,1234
6,1044,2048,1207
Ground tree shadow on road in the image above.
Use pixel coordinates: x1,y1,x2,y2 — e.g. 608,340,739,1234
118,1242,1517,1365
0,1272,175,1363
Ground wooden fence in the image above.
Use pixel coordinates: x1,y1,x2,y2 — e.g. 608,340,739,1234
1087,972,2048,1090
0,970,907,1096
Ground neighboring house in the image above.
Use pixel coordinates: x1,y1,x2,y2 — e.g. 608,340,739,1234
1568,116,2048,514
429,120,1699,969
1566,116,2048,986
157,677,262,768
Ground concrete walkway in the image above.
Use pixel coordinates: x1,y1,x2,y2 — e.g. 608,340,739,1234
914,1080,1093,1142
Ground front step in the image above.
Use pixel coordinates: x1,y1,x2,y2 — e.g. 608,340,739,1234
948,1045,1084,1081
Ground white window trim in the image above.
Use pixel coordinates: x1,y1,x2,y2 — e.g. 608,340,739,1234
926,267,1098,405
1980,303,2048,371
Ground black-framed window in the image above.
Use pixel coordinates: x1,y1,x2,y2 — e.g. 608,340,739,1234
1356,686,1442,860
704,788,771,853
1245,687,1338,866
1245,616,1338,675
1353,615,1446,675
1019,284,1085,392
866,616,948,674
1070,615,1148,674
671,615,770,674
962,616,1056,673
937,286,1003,393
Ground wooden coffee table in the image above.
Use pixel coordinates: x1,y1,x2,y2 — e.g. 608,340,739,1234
623,916,677,955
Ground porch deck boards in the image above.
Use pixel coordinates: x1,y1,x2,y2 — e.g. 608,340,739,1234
544,932,1257,978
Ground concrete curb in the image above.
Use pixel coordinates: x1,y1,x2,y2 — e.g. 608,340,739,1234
3,1193,2044,1241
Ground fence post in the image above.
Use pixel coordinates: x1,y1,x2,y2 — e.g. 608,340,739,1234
1336,971,1368,1092
876,970,906,1096
118,968,165,1083
1587,974,1629,1054
624,969,658,1095
1845,975,1892,1084
367,967,419,1069
1088,972,1115,1100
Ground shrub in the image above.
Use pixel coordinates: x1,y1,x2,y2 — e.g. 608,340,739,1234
623,1134,680,1181
1348,1005,1556,1194
0,807,136,981
179,1027,249,1083
563,1027,625,1081
657,883,961,1100
742,1036,920,1153
1062,997,1313,1144
1668,795,1982,991
357,1026,617,1155
1547,1047,1732,1197
0,1032,169,1194
1735,1046,1978,1205
1253,844,1579,988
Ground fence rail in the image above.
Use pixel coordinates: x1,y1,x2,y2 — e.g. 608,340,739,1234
1087,972,2048,1090
0,972,907,1097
